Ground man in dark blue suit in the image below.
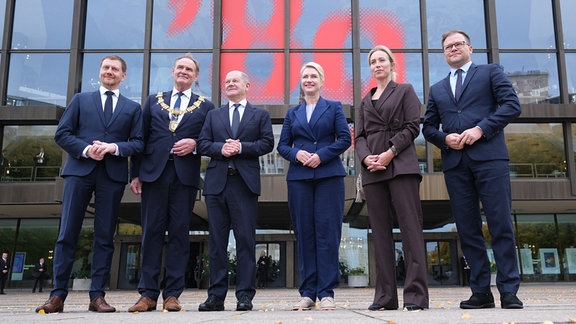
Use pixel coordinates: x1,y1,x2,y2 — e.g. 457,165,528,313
423,30,523,310
36,55,143,313
197,70,274,312
128,54,214,312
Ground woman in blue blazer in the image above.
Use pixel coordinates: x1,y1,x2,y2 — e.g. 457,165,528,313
278,62,351,310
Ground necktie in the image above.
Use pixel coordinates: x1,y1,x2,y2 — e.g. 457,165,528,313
455,69,463,102
172,92,184,121
104,91,114,124
231,103,241,137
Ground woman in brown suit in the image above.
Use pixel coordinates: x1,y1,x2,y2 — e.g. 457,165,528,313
355,45,429,311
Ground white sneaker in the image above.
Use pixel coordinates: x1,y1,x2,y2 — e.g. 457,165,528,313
293,297,315,310
320,297,335,310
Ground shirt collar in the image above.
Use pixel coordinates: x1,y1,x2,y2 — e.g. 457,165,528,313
229,98,248,109
172,88,192,98
100,87,119,97
451,61,473,77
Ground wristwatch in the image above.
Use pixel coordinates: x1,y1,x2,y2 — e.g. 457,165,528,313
390,146,398,157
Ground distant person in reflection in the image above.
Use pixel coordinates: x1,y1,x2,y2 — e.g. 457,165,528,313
33,257,49,293
36,55,143,314
355,45,429,312
423,29,523,310
33,146,48,180
257,250,270,288
0,252,9,294
277,62,351,311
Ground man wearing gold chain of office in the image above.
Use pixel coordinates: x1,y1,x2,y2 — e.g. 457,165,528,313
128,53,215,313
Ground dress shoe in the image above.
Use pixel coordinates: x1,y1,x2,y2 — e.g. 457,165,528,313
88,296,116,313
403,303,424,311
500,292,523,309
198,295,225,311
128,296,157,312
35,295,64,313
368,303,396,311
163,296,182,311
236,295,253,311
292,296,315,310
460,292,495,309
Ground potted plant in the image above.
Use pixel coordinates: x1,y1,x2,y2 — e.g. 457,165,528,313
72,269,91,290
347,267,369,287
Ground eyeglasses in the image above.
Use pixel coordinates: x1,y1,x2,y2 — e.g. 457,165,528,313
443,41,468,52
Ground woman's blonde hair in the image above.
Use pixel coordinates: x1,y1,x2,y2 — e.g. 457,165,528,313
367,45,396,81
300,61,325,82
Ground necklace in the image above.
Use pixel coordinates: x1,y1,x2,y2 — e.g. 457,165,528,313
156,92,205,132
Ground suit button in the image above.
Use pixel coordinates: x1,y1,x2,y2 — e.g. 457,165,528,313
457,110,462,113
313,141,317,144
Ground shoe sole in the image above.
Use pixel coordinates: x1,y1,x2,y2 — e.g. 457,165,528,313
502,304,523,309
198,307,225,312
460,303,495,309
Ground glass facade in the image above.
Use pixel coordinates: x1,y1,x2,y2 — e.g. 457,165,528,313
0,0,575,288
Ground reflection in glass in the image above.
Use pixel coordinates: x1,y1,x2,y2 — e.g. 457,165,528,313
426,0,486,49
149,53,213,101
0,219,17,253
0,0,6,45
7,53,69,106
361,52,423,103
557,214,576,277
259,125,285,175
506,123,566,178
81,53,143,105
14,219,59,281
500,53,560,103
152,0,213,49
496,0,555,49
289,53,352,104
221,52,284,105
290,0,351,49
515,214,559,279
565,54,576,103
85,0,145,49
561,0,576,49
359,0,421,49
573,124,576,169
12,0,73,49
1,126,61,182
223,0,283,49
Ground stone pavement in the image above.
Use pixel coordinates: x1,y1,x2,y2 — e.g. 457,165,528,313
1,283,575,323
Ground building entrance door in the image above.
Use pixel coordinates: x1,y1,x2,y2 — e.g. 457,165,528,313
255,242,285,288
425,240,459,286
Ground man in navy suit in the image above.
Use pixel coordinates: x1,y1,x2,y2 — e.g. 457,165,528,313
0,252,9,294
128,54,214,312
423,30,523,310
197,70,274,312
36,55,143,313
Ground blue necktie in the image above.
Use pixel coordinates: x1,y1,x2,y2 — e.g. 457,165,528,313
231,103,240,137
172,92,184,121
455,69,463,102
104,91,114,124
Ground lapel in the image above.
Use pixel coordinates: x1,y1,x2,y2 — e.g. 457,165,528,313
236,102,255,139
308,97,329,129
370,82,397,122
441,72,455,103
92,91,107,125
110,94,127,125
460,63,478,102
162,91,173,121
295,102,315,139
218,104,234,137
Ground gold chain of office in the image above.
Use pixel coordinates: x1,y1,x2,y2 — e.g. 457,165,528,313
156,92,205,116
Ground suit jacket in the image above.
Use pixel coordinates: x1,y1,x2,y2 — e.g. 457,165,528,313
423,63,521,172
54,90,143,184
198,102,274,195
33,262,48,279
277,97,351,181
355,81,422,184
0,258,9,275
131,91,215,188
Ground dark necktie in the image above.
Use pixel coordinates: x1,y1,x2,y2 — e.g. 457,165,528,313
104,91,114,124
172,92,184,121
231,103,241,137
455,69,463,102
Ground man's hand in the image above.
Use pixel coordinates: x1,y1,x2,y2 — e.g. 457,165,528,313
173,138,197,156
130,177,142,195
221,139,240,157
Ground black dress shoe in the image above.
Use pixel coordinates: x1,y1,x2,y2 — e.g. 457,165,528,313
236,295,253,311
500,292,523,309
198,295,225,312
460,292,495,309
368,303,396,311
403,303,424,311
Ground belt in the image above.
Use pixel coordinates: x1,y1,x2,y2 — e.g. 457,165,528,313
227,168,238,176
168,154,175,160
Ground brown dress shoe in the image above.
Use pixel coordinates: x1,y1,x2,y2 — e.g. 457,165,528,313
35,295,64,313
163,296,182,312
88,296,116,312
128,296,157,312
